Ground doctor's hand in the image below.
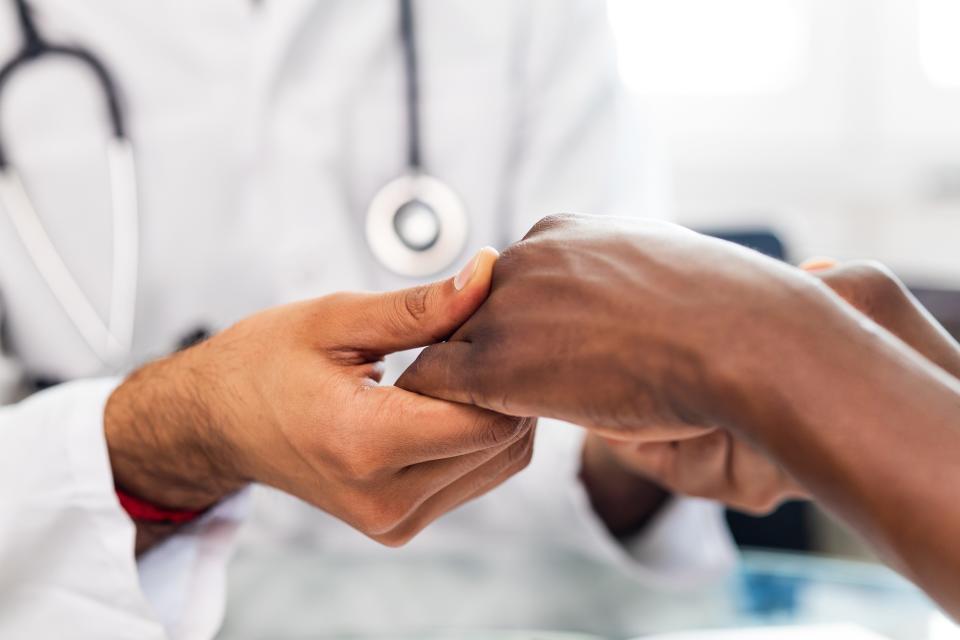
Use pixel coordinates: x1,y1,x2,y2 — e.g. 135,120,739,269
106,247,536,552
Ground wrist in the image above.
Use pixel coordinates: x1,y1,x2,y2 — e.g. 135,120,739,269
104,349,246,512
703,278,844,443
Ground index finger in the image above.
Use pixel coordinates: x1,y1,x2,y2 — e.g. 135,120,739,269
362,384,526,465
396,341,492,407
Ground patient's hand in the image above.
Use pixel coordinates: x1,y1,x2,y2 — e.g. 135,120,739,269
581,261,960,518
582,256,960,521
398,214,960,529
397,214,818,530
397,213,812,440
583,430,807,519
804,260,960,379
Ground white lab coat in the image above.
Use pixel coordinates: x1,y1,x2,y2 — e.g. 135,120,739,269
0,1,736,638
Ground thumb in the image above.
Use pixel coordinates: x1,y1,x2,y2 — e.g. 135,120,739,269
343,247,499,354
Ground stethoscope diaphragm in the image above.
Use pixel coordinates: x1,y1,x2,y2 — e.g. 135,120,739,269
364,0,470,278
365,172,468,278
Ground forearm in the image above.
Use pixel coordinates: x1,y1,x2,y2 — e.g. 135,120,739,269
725,286,960,616
105,348,245,553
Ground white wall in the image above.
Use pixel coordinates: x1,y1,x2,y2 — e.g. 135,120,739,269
609,0,960,287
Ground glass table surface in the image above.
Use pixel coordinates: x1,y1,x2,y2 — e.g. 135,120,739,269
217,546,946,640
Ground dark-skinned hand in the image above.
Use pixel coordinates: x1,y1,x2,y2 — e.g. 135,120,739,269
398,215,960,517
397,214,806,439
584,258,960,516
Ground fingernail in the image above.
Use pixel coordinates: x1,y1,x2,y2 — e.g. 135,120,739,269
454,251,481,291
799,256,838,272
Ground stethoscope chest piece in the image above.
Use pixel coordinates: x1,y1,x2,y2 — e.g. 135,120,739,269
365,172,468,277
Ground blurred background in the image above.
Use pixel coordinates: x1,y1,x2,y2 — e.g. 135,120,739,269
609,0,960,286
607,0,960,561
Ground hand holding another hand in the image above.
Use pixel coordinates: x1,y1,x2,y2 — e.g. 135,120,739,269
106,247,536,550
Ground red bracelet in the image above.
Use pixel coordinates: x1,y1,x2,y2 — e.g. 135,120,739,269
116,487,206,525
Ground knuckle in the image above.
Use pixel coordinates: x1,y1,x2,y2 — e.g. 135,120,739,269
332,440,387,483
372,531,412,548
683,474,719,501
400,285,431,323
513,432,536,471
502,427,536,472
740,484,787,516
832,260,906,313
474,414,526,449
352,493,409,536
524,213,579,239
373,521,424,548
851,260,902,297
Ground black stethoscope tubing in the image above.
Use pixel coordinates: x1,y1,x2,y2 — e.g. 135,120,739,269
0,0,127,169
0,0,467,291
0,0,423,183
399,0,421,172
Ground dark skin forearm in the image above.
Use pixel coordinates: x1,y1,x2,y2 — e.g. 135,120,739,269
720,290,960,617
397,215,960,615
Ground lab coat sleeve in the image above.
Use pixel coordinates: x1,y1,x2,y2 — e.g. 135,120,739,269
504,1,736,584
0,376,246,639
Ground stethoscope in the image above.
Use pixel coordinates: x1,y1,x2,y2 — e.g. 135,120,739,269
0,0,468,370
0,0,137,370
366,0,469,278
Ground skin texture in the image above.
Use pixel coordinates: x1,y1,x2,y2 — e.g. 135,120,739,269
398,214,813,437
398,214,960,618
106,247,538,553
584,259,960,519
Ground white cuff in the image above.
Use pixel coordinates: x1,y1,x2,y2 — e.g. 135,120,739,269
137,489,249,640
0,378,249,640
0,378,166,639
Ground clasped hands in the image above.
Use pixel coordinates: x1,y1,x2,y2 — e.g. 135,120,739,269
107,213,960,552
106,246,534,550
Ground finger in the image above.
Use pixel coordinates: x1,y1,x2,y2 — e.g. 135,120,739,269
611,433,809,514
600,423,717,445
337,247,499,354
362,385,529,463
334,422,533,538
375,428,536,546
392,416,535,505
613,433,728,497
396,341,490,407
813,262,960,378
723,437,807,514
605,439,678,483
